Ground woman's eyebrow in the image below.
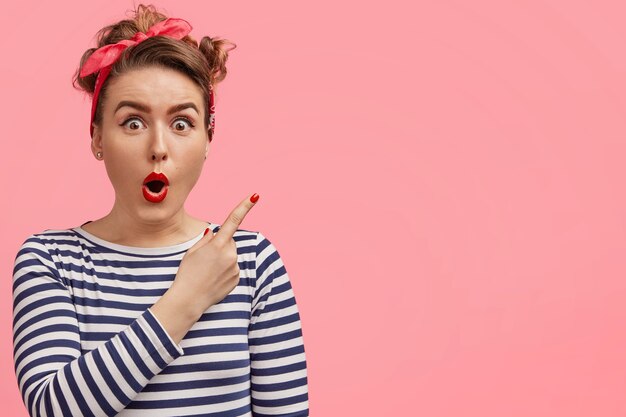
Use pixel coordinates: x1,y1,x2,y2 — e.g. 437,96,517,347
114,100,200,115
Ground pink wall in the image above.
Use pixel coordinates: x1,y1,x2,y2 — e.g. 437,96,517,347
2,0,626,415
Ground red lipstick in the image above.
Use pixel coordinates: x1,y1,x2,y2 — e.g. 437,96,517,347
142,172,169,203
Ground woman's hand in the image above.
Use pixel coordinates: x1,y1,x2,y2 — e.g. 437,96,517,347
150,193,258,343
172,193,259,317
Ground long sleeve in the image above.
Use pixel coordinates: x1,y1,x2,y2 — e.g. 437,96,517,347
249,232,309,416
11,234,185,417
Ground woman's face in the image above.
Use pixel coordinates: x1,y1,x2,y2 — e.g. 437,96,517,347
91,66,209,222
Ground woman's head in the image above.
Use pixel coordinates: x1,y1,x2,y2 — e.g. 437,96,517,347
72,4,235,221
73,3,234,143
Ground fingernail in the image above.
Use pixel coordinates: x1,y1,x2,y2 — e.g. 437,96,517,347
203,228,209,236
250,193,260,203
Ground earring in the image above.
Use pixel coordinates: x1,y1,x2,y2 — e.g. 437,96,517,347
96,152,103,159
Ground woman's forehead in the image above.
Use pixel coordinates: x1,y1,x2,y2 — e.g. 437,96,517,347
107,70,203,114
107,67,204,105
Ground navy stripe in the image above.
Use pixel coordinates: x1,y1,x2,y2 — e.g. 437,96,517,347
14,322,79,354
249,328,303,347
104,339,143,392
64,360,96,417
78,355,118,416
248,312,301,331
18,349,80,383
181,343,249,355
185,326,248,338
24,370,51,411
51,373,74,416
250,345,305,362
13,296,75,327
13,276,64,303
162,358,251,374
92,346,131,406
251,360,308,377
252,392,309,408
120,324,157,380
13,308,77,340
253,409,309,417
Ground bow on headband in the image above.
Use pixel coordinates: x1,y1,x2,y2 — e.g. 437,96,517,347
80,17,216,139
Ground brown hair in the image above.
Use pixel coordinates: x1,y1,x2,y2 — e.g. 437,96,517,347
72,3,235,142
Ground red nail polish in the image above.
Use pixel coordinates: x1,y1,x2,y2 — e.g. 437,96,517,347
203,228,209,236
250,193,260,203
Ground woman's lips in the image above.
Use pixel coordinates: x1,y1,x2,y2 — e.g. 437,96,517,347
142,172,169,203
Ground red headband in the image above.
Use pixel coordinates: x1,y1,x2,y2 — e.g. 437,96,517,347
79,17,215,139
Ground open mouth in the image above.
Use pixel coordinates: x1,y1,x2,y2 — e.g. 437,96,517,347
145,180,165,193
142,172,169,203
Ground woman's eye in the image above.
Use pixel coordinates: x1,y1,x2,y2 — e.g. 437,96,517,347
121,117,145,130
173,117,195,131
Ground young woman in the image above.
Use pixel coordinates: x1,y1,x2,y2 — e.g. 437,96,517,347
11,4,308,416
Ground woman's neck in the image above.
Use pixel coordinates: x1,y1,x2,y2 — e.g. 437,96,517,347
80,207,207,248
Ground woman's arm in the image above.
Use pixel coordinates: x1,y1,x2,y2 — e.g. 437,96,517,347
12,234,185,417
249,232,309,416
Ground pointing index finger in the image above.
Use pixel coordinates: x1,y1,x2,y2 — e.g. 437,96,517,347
213,193,259,244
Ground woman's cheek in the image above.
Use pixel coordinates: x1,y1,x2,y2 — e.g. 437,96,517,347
105,158,133,188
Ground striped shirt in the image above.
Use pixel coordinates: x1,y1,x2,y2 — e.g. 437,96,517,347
12,222,309,417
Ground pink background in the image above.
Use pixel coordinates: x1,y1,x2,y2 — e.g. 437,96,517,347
2,0,626,415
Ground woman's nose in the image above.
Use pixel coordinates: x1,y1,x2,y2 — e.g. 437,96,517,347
152,150,167,161
149,125,168,161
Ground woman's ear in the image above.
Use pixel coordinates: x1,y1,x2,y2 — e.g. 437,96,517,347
91,124,103,158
